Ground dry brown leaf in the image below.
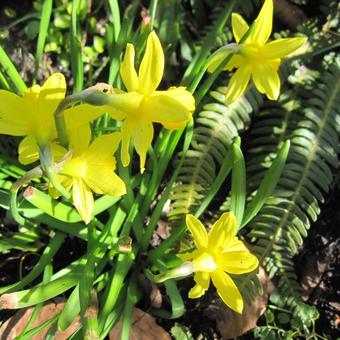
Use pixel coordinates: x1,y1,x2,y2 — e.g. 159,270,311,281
109,307,170,340
216,267,270,339
0,299,81,340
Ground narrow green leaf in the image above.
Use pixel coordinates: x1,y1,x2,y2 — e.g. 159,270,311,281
230,140,246,228
240,140,291,229
0,46,27,94
58,285,80,331
34,0,52,79
70,0,84,91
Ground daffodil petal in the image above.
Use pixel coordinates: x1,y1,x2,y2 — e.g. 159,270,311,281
121,43,139,92
249,0,273,44
72,177,94,225
232,13,249,43
49,174,72,198
188,272,210,299
220,251,259,274
252,63,280,100
138,31,164,95
18,136,39,164
207,47,233,73
65,104,111,129
0,90,31,135
224,238,249,253
208,212,237,250
211,270,243,314
145,88,194,129
261,37,308,59
132,119,154,173
86,166,126,196
225,66,251,103
185,214,208,250
106,92,143,119
68,124,91,155
38,73,66,121
86,132,121,160
120,118,134,167
178,249,200,261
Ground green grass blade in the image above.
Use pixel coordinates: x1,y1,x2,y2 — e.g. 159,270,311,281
0,46,27,94
34,0,53,80
230,140,246,228
70,0,84,91
240,140,291,229
108,0,121,41
0,232,65,294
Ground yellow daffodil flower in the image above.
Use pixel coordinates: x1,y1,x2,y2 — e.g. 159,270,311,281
0,73,110,164
53,126,126,224
107,31,195,172
208,0,307,103
182,212,259,313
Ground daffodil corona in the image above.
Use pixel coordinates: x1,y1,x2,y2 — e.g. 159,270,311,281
208,0,307,103
52,126,126,224
181,213,259,314
107,31,195,172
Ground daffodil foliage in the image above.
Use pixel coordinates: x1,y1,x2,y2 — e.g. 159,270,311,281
0,0,313,332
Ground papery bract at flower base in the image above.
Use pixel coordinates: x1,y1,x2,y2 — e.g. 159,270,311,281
0,73,112,165
207,0,307,103
181,213,259,314
52,125,126,224
107,31,195,173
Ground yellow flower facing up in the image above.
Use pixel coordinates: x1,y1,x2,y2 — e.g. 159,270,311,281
208,0,307,103
0,73,110,165
107,31,195,172
182,213,259,314
53,126,126,224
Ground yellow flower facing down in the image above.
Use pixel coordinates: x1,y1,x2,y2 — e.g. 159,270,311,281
0,73,111,165
53,126,126,224
107,31,195,172
182,213,259,314
207,0,307,103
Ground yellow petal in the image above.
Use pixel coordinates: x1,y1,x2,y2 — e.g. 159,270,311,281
121,43,139,92
178,249,200,261
86,132,121,160
211,270,243,313
220,251,259,274
261,37,308,60
72,177,94,224
232,13,249,43
106,92,143,119
145,88,194,129
68,124,91,155
120,118,134,167
18,136,39,164
132,119,154,173
37,73,66,141
86,166,126,196
208,212,237,251
225,66,251,103
138,31,164,95
188,272,210,299
252,63,280,100
18,136,67,165
248,0,273,44
207,47,232,73
65,104,112,129
0,90,31,136
185,214,208,250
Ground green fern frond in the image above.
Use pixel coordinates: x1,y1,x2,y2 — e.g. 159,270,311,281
246,63,340,311
168,87,263,224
